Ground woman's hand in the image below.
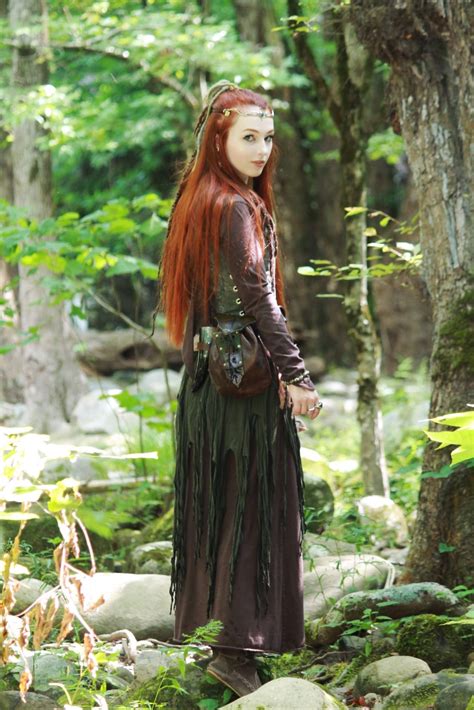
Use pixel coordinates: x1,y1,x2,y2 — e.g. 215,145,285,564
286,383,322,420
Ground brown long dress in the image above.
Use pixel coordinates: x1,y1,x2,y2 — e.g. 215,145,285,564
170,196,315,653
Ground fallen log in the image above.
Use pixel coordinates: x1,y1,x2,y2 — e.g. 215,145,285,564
75,328,182,375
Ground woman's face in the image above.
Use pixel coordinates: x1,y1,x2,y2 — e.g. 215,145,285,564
223,105,274,184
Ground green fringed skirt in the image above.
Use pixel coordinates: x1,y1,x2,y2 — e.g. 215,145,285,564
170,367,306,653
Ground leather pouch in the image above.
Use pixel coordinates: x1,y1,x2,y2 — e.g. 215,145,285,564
208,318,272,398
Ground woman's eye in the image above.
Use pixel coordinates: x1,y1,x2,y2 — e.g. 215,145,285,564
265,135,274,143
244,135,255,141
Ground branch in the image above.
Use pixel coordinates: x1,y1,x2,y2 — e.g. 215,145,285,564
286,0,342,128
5,40,198,109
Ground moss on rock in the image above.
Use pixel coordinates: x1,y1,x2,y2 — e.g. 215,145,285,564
396,614,474,672
383,673,440,710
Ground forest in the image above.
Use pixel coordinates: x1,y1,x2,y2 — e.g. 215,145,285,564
0,0,473,708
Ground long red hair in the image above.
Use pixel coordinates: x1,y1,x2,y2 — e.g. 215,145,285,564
157,86,287,347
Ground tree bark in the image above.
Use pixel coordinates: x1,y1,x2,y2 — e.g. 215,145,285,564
0,0,22,402
9,0,85,432
289,2,389,495
351,0,474,585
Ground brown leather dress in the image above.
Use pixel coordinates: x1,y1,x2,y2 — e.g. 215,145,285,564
171,197,315,653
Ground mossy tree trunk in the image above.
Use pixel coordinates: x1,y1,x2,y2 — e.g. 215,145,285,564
351,0,474,585
289,1,389,495
9,0,84,431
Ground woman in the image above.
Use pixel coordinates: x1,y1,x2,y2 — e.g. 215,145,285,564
157,80,322,697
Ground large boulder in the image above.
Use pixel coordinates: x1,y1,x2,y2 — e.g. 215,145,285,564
12,579,54,615
434,676,474,710
308,582,464,647
220,677,344,709
353,655,431,698
72,388,140,434
304,554,393,620
73,572,174,641
356,495,409,546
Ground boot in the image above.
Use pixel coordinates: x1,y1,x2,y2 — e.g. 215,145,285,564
207,650,262,697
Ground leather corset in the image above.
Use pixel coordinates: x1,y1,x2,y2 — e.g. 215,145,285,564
211,212,276,330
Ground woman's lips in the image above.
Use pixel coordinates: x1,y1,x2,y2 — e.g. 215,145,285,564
252,161,265,167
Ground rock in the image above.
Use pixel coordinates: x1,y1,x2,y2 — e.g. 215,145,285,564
304,533,357,560
302,474,334,533
129,541,173,575
134,649,174,684
356,495,409,546
219,677,344,709
71,388,140,434
73,572,174,641
16,651,77,698
353,656,431,698
434,676,474,710
0,691,58,709
377,547,409,577
138,369,182,404
382,671,474,710
304,554,394,620
308,582,466,647
12,579,54,615
140,507,174,543
382,673,441,709
396,614,474,671
41,455,100,483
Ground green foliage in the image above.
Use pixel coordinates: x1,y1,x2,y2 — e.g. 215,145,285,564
423,410,474,467
298,208,421,297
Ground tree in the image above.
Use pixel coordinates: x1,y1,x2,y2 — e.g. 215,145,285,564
289,1,390,495
350,0,474,585
9,0,84,432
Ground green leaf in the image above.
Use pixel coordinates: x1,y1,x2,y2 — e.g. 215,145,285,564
430,411,474,428
70,304,87,320
132,193,162,210
104,218,136,235
57,212,80,226
0,511,40,521
421,465,454,479
197,699,219,710
344,206,368,218
439,542,456,553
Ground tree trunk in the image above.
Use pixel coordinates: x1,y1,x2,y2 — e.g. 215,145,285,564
351,0,474,585
9,0,85,432
336,15,389,495
289,2,389,495
0,0,22,402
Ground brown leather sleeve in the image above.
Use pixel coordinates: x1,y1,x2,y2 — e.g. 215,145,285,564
220,199,315,389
